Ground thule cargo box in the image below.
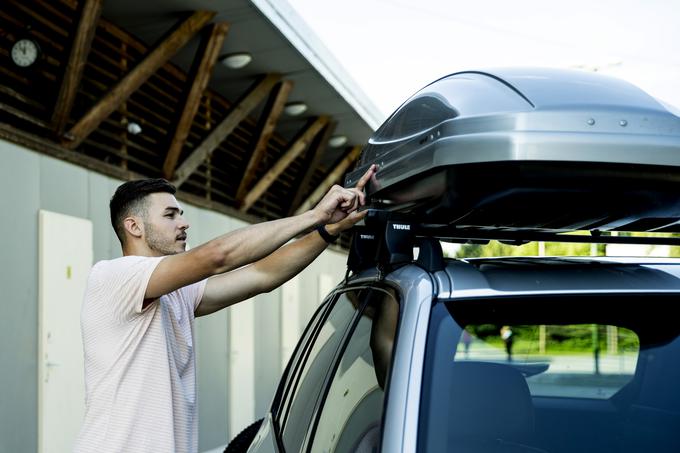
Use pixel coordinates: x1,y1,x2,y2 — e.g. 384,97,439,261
345,68,680,234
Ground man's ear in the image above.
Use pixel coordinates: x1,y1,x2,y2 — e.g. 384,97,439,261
123,216,144,239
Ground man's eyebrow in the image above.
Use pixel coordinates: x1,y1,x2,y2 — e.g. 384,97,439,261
164,207,183,215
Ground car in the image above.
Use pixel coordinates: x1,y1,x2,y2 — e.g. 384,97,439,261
228,68,680,453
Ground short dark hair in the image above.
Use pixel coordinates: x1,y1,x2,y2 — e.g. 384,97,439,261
110,178,176,244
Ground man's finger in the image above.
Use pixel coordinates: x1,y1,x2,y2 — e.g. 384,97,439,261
342,187,365,207
339,196,357,212
346,198,359,212
356,188,366,206
348,189,361,209
355,164,377,191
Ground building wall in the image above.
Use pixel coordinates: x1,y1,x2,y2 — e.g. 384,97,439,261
0,139,348,452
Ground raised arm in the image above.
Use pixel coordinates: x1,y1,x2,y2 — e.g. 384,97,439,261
144,164,376,300
195,212,360,316
195,165,377,315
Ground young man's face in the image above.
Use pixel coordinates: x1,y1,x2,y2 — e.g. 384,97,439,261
142,192,190,256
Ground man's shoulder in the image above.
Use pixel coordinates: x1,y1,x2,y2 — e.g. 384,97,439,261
90,255,165,281
94,255,162,268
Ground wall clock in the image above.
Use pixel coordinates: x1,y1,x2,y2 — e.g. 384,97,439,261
11,38,41,68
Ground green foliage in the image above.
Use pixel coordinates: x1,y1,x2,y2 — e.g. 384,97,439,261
467,324,501,338
450,231,680,259
455,240,605,258
467,324,639,354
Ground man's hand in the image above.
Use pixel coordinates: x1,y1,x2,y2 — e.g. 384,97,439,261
325,209,368,235
313,164,377,224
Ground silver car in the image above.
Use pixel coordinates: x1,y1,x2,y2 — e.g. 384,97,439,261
240,254,680,453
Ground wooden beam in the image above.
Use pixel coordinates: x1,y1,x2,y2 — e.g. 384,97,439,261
0,123,143,182
235,80,293,203
63,10,216,149
51,0,103,134
240,116,329,212
162,22,229,179
171,73,281,186
287,120,337,215
294,145,362,215
1,102,50,128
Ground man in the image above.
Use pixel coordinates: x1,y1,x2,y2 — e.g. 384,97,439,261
74,165,376,453
501,325,514,361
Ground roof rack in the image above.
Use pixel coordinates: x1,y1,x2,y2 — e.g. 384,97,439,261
346,208,680,278
347,210,414,277
346,209,447,277
430,228,680,247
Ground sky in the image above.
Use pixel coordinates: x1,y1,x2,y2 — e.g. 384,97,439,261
287,0,680,118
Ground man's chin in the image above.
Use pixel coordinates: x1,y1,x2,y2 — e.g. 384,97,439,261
162,246,185,256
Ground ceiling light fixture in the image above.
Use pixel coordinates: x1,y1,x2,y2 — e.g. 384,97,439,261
220,52,253,69
329,135,348,148
127,122,142,135
284,102,308,116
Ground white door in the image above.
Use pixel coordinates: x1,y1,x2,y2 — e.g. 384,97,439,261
38,210,93,453
228,299,255,439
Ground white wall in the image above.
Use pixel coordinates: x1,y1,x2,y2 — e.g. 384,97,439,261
0,139,349,452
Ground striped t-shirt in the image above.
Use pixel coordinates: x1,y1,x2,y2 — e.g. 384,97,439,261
74,255,207,453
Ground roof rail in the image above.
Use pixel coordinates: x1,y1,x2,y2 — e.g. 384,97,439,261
429,228,680,247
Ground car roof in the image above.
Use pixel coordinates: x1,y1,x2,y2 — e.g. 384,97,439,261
439,256,680,299
346,256,680,298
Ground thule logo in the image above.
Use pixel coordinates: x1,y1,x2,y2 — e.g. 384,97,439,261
392,224,411,231
360,234,375,240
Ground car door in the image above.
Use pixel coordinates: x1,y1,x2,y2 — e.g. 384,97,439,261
306,286,400,453
251,287,367,453
250,285,400,453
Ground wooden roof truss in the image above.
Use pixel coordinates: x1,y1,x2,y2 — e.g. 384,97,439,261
0,0,363,245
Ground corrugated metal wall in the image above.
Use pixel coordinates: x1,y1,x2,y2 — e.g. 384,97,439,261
0,139,348,452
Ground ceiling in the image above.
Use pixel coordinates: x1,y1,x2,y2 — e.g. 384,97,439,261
101,0,383,168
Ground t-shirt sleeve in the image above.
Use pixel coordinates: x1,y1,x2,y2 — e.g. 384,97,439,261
188,278,208,312
89,255,165,320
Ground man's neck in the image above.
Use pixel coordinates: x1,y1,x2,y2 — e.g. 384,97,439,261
122,242,158,257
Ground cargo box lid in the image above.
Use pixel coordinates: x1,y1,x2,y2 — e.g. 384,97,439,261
346,68,680,235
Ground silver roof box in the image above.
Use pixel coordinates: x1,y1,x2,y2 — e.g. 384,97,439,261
346,68,680,233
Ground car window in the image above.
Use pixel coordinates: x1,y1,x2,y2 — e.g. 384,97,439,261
310,287,399,453
281,290,367,453
418,294,680,453
275,296,333,422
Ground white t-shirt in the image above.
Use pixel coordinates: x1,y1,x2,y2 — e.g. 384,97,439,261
74,255,207,453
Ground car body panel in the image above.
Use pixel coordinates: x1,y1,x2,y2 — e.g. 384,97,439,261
247,413,275,453
379,265,435,453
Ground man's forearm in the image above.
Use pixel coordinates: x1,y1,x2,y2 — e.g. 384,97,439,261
208,209,324,275
194,229,330,317
252,229,329,292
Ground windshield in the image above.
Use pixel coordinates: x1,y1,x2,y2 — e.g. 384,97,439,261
418,294,680,453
